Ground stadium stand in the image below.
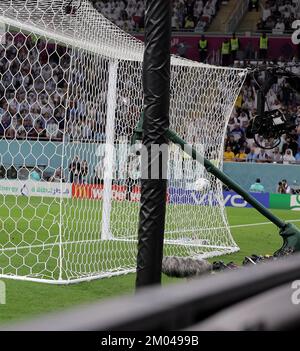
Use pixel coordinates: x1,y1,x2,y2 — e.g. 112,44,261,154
0,0,299,165
258,0,300,34
91,0,221,32
0,33,69,141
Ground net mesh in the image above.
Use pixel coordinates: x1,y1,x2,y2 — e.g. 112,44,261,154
0,0,247,283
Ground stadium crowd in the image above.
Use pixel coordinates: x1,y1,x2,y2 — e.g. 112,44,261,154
0,33,70,141
92,0,300,35
91,0,221,32
257,0,300,33
0,33,106,143
0,31,299,165
0,1,299,166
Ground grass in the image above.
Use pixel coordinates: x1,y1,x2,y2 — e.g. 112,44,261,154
0,194,243,281
0,197,299,325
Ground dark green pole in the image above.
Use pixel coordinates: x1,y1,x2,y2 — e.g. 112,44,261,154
166,129,286,229
133,112,300,254
166,129,300,255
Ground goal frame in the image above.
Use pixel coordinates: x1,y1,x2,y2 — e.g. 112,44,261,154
0,0,247,284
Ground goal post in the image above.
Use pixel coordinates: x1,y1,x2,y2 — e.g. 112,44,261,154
0,0,247,284
101,60,118,241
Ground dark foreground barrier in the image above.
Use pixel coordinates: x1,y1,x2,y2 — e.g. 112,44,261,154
188,283,300,331
3,253,300,331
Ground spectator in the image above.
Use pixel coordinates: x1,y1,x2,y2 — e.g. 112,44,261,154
227,115,239,131
184,15,195,30
262,3,271,21
274,18,285,33
230,124,244,141
171,12,179,30
94,158,104,185
82,118,93,140
264,16,275,31
246,147,258,162
270,147,283,163
223,146,235,162
49,167,65,182
283,135,298,156
176,42,188,58
235,148,247,162
249,178,265,193
282,148,296,164
282,179,292,194
46,119,59,139
30,167,41,181
256,149,270,163
225,135,239,154
256,18,265,31
69,155,81,183
125,155,137,201
277,181,285,193
80,160,89,184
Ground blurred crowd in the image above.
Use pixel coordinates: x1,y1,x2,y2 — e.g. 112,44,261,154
92,0,221,32
0,0,300,167
0,31,299,165
0,33,107,142
92,0,300,34
0,33,69,141
257,0,300,33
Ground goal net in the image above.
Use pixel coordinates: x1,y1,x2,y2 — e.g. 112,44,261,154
0,0,247,283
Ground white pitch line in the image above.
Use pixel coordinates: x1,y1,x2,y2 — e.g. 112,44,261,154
229,219,300,229
1,219,299,252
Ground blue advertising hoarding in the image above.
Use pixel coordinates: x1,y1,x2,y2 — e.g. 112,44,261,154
168,187,270,208
223,191,270,208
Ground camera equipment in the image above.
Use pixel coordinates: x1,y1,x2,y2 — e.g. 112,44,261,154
246,66,300,149
246,109,297,148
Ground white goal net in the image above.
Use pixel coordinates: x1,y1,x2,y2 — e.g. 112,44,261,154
0,0,247,283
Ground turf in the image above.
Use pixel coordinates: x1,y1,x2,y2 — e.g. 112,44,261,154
0,194,248,281
0,203,299,325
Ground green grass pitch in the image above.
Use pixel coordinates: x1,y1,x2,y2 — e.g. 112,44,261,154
0,194,299,325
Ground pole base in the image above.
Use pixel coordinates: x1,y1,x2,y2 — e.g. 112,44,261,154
274,223,300,256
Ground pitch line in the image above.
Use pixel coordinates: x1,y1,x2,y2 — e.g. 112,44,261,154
229,219,300,229
166,219,300,233
0,219,299,252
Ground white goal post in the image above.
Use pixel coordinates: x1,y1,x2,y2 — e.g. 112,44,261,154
0,0,247,284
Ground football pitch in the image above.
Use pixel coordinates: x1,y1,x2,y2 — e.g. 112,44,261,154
0,199,299,325
0,194,240,283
